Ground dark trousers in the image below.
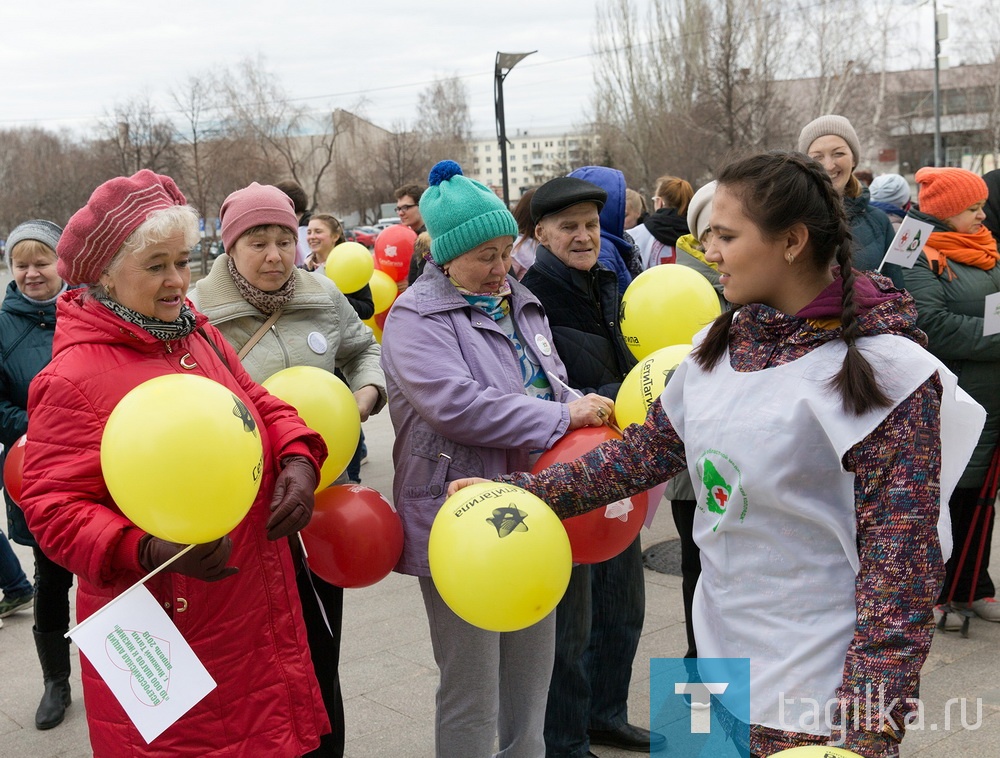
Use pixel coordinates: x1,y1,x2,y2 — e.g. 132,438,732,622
544,537,645,757
297,566,346,758
938,486,996,604
32,546,73,633
0,529,32,597
346,430,366,484
670,499,701,658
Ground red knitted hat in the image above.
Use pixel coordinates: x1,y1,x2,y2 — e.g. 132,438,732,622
914,167,988,220
57,170,187,284
219,183,298,253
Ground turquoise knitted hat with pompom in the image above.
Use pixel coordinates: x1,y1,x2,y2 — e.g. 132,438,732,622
419,160,518,265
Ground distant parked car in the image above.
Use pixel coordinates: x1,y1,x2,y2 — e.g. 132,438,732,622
346,226,378,248
374,217,401,231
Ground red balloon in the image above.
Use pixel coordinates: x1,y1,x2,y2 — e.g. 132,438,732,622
301,484,404,588
3,434,27,505
532,426,647,563
374,310,388,331
374,225,417,283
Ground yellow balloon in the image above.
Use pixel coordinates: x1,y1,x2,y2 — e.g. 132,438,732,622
616,344,692,428
770,748,863,757
101,374,264,544
620,265,721,359
262,367,361,491
326,242,375,293
362,317,383,343
428,482,572,632
369,269,397,315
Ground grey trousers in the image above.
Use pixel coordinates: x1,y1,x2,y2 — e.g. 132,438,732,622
419,576,556,758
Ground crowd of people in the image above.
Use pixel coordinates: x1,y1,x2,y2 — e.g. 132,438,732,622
0,111,998,758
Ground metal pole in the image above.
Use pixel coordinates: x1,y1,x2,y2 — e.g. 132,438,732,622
933,0,942,166
494,61,510,206
494,52,536,206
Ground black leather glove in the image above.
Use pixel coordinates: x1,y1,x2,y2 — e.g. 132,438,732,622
138,535,239,582
267,456,318,540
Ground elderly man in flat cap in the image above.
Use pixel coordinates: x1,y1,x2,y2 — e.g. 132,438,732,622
521,174,666,756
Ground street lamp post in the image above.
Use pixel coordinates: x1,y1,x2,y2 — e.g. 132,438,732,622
932,0,948,166
494,51,536,207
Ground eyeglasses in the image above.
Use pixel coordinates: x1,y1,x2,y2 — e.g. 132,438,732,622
395,204,417,213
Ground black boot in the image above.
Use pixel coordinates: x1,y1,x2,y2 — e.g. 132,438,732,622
34,627,72,730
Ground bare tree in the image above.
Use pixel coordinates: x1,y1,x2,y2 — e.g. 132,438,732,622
0,127,108,235
219,57,339,209
171,73,228,272
592,0,790,188
98,94,181,177
417,76,473,165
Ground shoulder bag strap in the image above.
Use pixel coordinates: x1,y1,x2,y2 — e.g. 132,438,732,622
237,309,283,360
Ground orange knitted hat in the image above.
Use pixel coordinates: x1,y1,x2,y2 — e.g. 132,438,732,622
914,167,988,220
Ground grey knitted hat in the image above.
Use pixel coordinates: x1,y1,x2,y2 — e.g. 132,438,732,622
5,219,63,267
869,174,911,209
797,115,861,167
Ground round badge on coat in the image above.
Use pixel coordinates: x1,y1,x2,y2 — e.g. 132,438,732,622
534,333,552,356
307,332,329,355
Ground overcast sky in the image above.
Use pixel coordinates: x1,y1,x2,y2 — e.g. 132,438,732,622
1,1,609,140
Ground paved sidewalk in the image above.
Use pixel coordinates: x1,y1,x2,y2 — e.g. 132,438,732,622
2,409,999,756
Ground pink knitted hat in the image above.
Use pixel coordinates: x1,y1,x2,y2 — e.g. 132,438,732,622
219,183,298,253
57,170,187,285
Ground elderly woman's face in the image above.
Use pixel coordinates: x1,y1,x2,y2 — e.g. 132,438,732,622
11,244,62,301
102,232,191,320
444,236,514,293
231,226,297,291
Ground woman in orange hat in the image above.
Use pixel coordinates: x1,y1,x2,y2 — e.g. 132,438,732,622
904,166,1000,629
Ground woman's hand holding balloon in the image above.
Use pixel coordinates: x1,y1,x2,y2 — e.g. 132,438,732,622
567,394,615,430
354,385,381,422
267,456,318,540
138,535,239,582
446,477,493,497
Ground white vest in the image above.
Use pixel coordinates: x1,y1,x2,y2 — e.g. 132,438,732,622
662,331,984,733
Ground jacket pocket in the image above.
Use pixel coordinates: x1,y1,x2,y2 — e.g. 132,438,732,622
400,428,485,500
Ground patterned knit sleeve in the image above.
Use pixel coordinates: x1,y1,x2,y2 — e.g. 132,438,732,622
502,397,687,519
835,373,945,752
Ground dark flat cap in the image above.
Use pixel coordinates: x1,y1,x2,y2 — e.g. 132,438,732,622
530,177,607,224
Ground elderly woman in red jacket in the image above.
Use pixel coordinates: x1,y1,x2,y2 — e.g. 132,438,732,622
19,170,330,757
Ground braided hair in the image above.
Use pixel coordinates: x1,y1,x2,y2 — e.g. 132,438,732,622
692,151,891,415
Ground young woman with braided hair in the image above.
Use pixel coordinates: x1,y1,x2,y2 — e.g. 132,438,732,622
450,151,984,757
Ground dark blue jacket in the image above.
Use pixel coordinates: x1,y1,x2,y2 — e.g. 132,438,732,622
845,187,904,289
0,281,59,544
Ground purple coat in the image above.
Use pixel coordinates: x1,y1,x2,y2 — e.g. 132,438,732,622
381,264,573,575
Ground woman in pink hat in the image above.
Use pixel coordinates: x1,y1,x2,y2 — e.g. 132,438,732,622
19,170,330,756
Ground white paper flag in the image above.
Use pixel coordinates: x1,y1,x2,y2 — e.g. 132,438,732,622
880,215,935,269
985,291,1000,337
68,583,216,744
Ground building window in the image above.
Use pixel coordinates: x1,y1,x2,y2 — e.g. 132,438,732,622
486,168,493,175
